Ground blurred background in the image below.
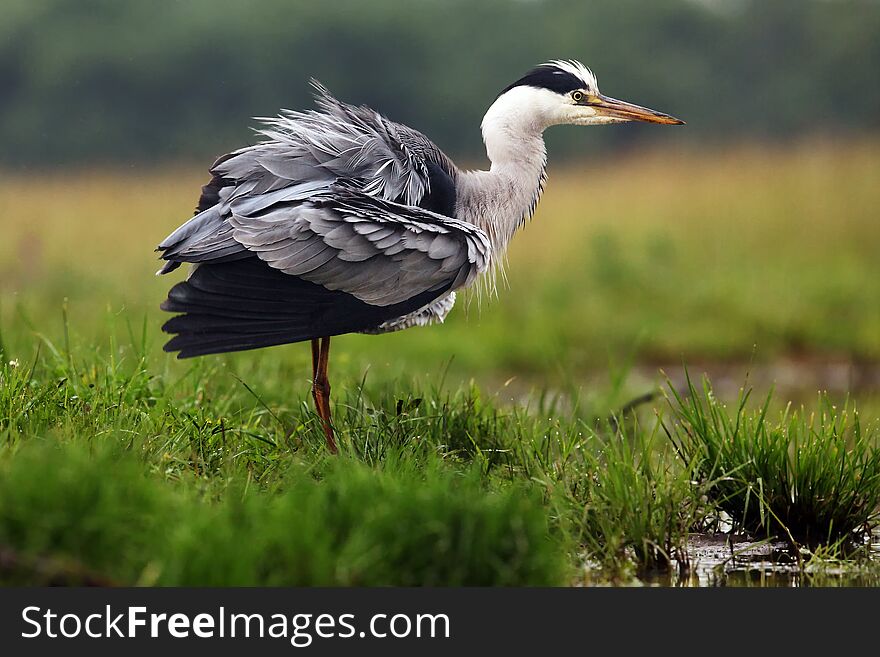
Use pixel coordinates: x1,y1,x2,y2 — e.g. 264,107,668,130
2,0,879,405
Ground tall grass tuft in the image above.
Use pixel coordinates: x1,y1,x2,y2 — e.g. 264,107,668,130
577,421,710,576
665,374,880,547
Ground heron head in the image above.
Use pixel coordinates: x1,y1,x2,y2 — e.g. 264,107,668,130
494,60,684,129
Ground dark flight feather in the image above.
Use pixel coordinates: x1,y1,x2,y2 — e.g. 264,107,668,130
161,258,450,358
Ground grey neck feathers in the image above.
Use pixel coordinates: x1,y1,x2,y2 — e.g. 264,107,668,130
455,100,548,257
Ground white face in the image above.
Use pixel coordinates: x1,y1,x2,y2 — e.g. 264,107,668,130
492,85,682,130
484,86,610,134
486,87,617,133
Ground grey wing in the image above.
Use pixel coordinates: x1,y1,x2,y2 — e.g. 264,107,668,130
158,188,489,357
227,187,489,306
159,184,489,304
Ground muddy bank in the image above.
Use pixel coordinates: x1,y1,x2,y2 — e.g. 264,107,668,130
635,358,880,400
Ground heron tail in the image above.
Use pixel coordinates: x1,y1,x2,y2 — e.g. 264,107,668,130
160,258,446,358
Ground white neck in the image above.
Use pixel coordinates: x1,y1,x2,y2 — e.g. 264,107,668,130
455,87,559,256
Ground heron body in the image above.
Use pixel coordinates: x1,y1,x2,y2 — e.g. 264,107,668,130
157,60,682,452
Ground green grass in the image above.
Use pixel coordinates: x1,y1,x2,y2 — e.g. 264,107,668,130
168,460,566,587
0,440,566,586
3,321,878,585
0,330,583,585
665,374,880,548
578,422,710,577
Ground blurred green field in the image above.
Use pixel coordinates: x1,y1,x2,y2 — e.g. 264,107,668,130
3,139,879,382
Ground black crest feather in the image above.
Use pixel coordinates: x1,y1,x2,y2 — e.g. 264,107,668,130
498,62,587,97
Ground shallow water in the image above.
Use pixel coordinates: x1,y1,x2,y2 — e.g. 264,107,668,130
641,530,880,587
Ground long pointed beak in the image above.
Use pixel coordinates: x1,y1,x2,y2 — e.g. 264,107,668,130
590,93,684,125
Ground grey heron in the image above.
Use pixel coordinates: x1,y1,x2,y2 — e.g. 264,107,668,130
157,60,683,453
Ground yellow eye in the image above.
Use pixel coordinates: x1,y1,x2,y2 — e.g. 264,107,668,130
572,91,584,102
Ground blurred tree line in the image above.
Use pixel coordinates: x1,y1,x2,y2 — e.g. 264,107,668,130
1,0,878,167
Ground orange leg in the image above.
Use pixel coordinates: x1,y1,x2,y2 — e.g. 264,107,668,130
311,336,337,454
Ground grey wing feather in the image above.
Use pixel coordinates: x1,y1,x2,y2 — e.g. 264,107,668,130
227,187,490,306
361,292,458,335
217,80,456,208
